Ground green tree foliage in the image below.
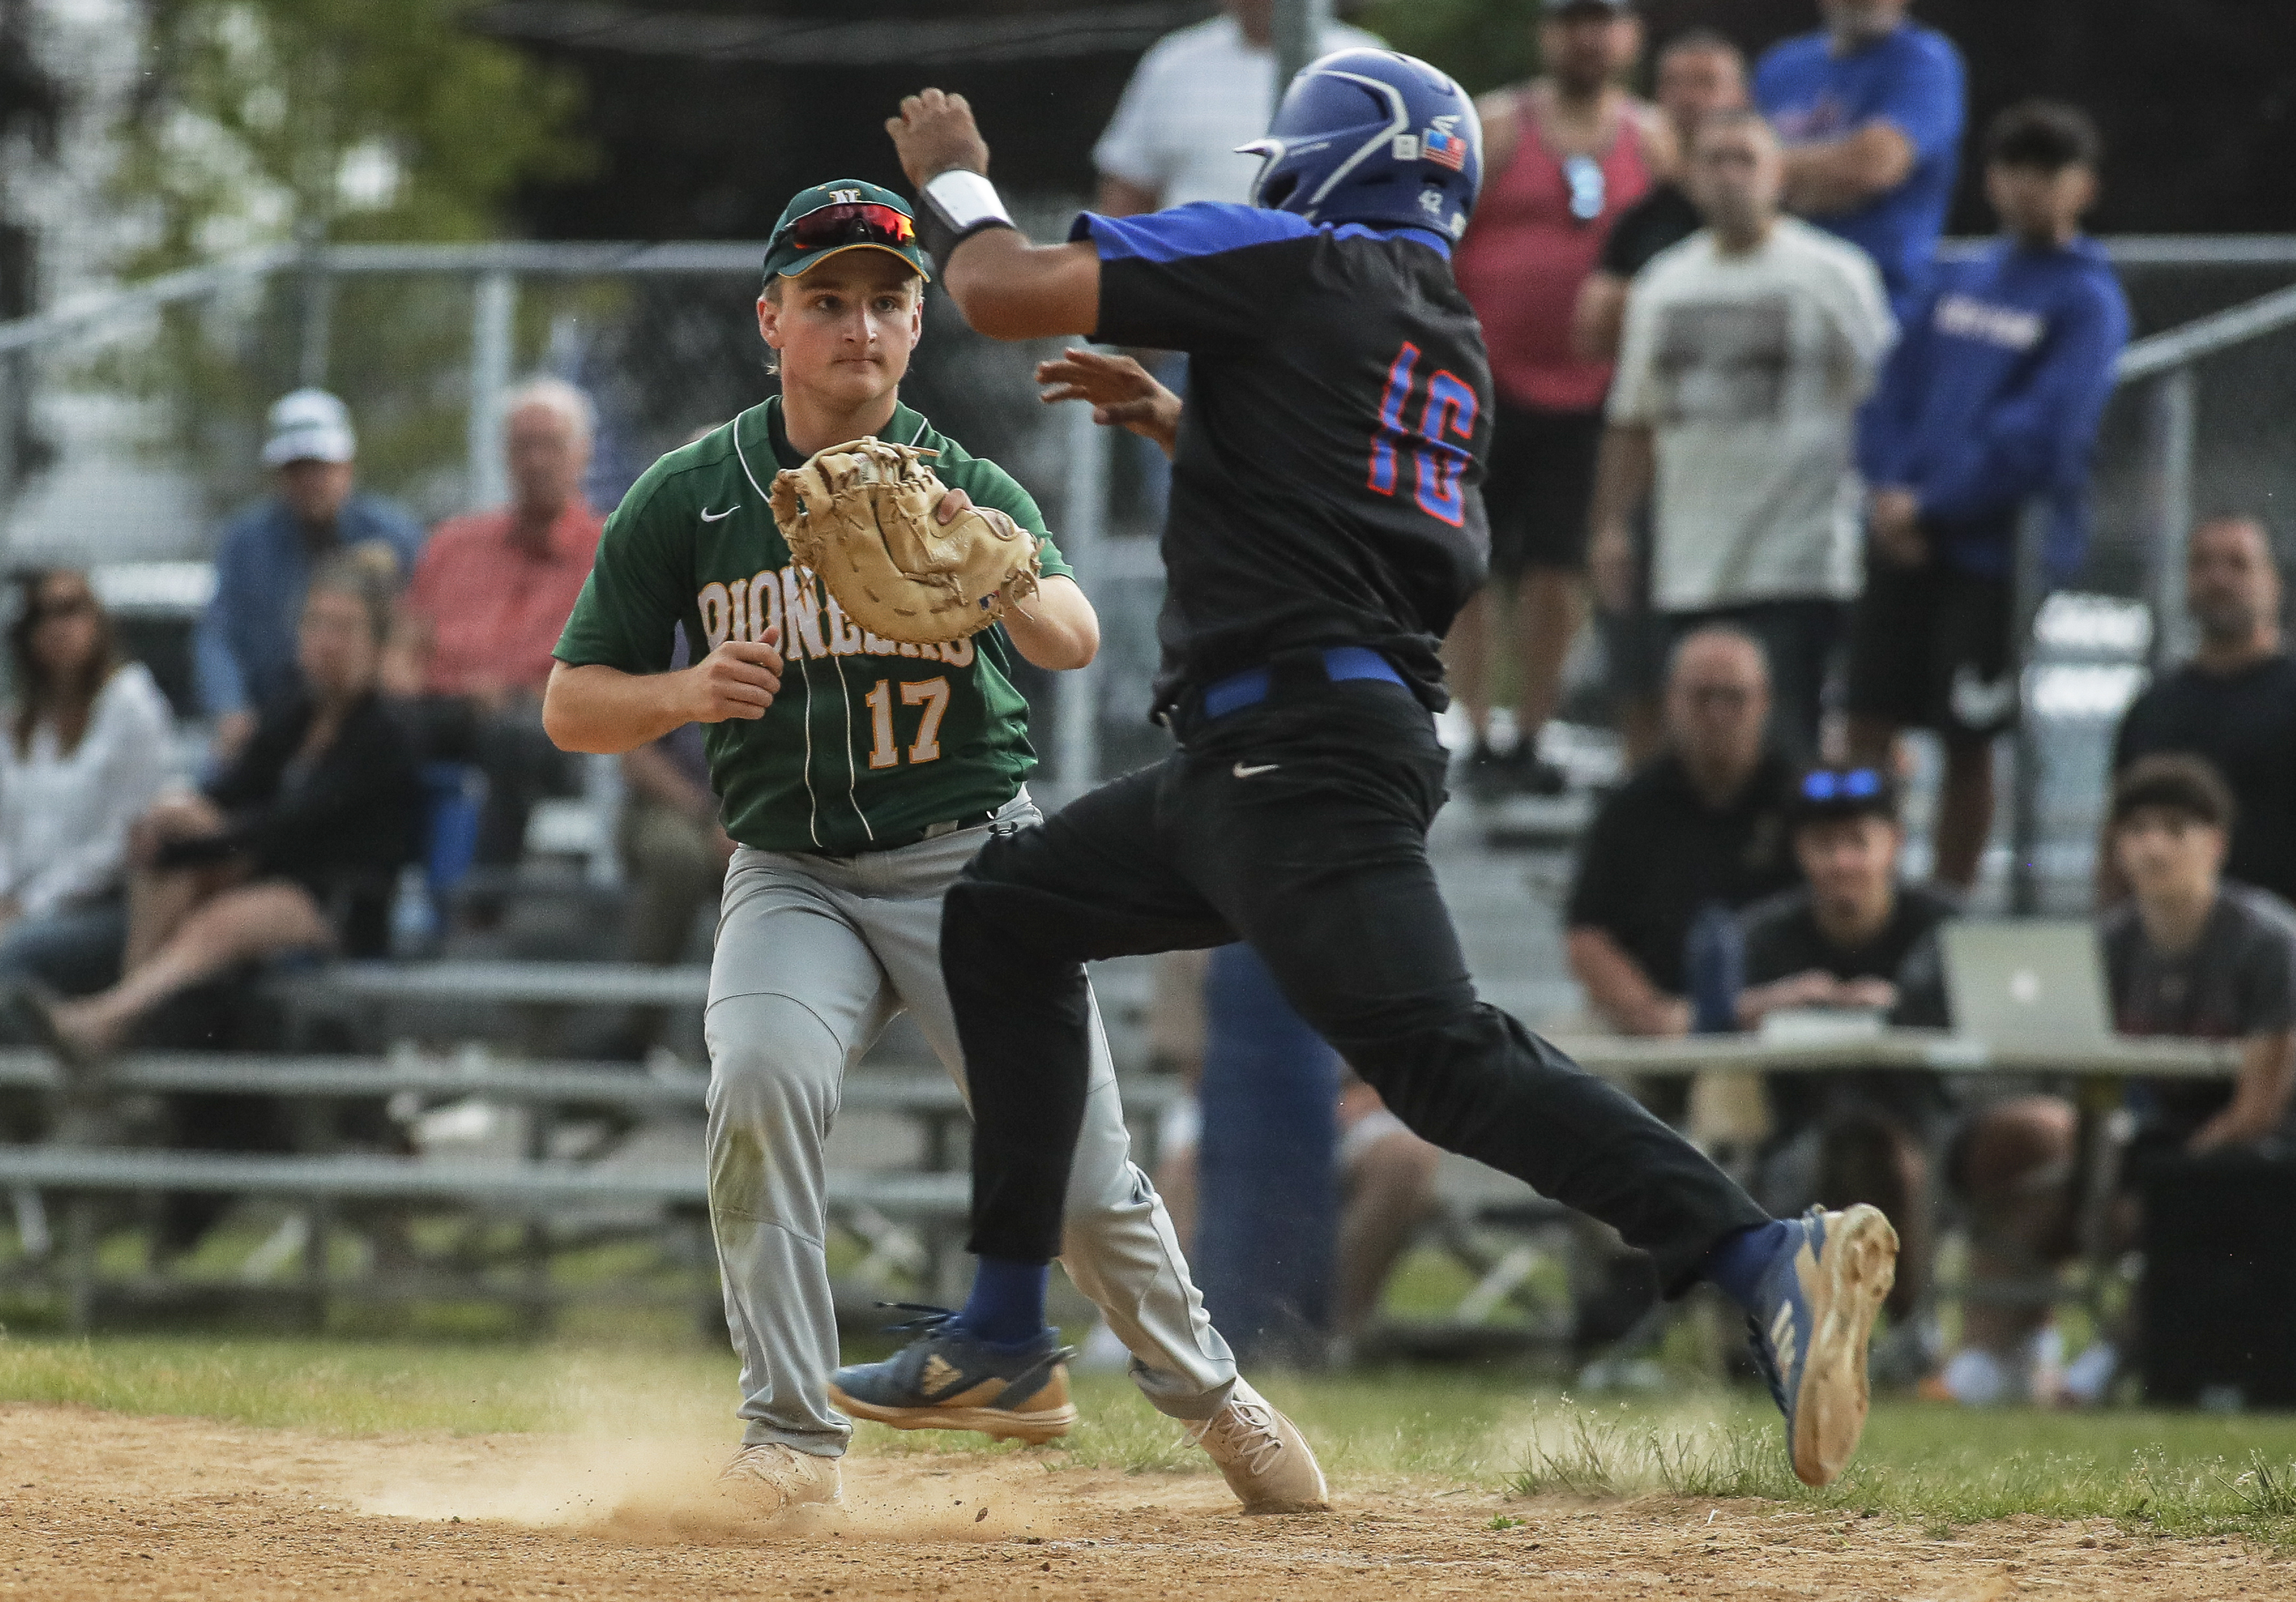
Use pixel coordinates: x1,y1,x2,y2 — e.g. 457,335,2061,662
103,0,592,516
1354,0,1543,95
116,0,589,267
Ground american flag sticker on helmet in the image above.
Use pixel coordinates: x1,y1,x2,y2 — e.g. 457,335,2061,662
1422,120,1467,171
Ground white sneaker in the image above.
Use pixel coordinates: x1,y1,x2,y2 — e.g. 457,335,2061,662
2060,1340,2118,1406
1186,1382,1330,1514
1932,1347,2017,1406
718,1443,842,1513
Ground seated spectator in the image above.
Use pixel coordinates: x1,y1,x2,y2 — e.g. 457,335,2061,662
614,719,733,1061
2113,516,2295,907
196,389,424,757
391,379,603,869
1144,955,1441,1354
28,553,423,1061
1849,101,2129,891
1705,764,1955,1343
1589,110,1896,760
1934,755,2296,1405
0,570,176,997
1328,1076,1444,1344
1153,1073,1441,1353
1567,625,1800,1036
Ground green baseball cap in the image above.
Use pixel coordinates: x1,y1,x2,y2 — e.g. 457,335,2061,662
761,179,931,283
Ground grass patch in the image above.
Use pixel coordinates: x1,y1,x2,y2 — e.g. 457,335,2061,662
1502,1392,2296,1548
7,1332,2296,1548
0,1334,742,1437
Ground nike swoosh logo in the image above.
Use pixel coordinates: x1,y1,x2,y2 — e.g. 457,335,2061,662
1949,665,2016,728
1233,762,1280,778
700,505,739,522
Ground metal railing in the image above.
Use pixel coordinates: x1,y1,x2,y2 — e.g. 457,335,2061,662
0,232,2289,807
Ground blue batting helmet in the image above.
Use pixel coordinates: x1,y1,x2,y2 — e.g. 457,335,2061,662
1239,48,1482,239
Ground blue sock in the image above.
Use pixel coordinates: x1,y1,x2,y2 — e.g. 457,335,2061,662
1704,1219,1792,1315
955,1257,1051,1347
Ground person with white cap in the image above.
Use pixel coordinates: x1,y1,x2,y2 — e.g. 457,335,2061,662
193,389,424,755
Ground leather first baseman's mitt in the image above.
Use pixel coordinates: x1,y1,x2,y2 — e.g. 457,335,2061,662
769,436,1040,645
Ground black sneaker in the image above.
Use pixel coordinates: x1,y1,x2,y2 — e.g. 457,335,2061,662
1461,740,1520,801
1463,741,1570,799
1515,754,1571,797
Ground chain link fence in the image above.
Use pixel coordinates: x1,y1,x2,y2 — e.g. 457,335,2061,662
0,207,1160,793
0,230,2290,839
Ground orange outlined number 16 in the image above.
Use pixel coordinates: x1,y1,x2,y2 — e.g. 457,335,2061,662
864,676,951,769
1367,340,1478,528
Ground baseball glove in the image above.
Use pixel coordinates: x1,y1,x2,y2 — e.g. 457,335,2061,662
769,436,1040,645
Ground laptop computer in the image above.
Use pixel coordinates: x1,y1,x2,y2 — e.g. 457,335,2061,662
1941,920,2115,1046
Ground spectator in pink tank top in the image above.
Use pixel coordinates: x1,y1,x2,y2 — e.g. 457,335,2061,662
1449,0,1669,800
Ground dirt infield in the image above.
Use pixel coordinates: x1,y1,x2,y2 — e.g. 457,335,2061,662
0,1402,2286,1601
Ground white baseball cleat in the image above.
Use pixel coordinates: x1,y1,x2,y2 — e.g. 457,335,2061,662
1187,1383,1330,1514
718,1442,842,1514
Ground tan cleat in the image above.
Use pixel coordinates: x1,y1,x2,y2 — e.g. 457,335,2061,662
1742,1204,1900,1488
1187,1383,1330,1514
718,1443,842,1514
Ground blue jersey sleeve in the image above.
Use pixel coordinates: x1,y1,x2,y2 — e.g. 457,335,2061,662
1073,204,1317,353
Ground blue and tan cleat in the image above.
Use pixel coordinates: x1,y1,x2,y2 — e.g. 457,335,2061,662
1746,1204,1900,1488
828,1306,1079,1445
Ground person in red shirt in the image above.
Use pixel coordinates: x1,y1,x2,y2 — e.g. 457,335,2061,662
391,378,605,867
1450,0,1667,797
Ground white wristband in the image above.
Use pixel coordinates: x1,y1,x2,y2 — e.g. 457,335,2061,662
923,168,1013,235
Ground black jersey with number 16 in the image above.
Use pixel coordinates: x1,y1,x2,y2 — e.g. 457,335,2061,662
1072,204,1493,718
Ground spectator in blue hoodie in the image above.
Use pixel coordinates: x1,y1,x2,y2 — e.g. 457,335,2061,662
1846,101,2131,889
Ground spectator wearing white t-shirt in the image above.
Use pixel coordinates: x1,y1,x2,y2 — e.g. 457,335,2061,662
1589,109,1894,760
1092,0,1382,216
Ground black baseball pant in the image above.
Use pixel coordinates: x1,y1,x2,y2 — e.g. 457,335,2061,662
943,674,1770,1295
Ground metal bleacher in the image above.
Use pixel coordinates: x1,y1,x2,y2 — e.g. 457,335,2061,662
0,957,1186,1332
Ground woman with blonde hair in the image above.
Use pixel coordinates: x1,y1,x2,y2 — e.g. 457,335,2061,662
28,551,421,1061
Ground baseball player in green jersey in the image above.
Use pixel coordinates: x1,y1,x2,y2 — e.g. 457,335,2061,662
543,180,1327,1517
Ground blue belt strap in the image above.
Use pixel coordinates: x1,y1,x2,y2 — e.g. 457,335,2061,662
1200,647,1405,718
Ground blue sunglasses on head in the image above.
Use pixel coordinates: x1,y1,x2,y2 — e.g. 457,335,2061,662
1800,768,1885,803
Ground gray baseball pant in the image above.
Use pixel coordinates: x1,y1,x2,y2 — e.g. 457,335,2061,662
705,791,1239,1456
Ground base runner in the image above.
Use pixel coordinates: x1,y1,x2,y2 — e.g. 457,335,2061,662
541,179,1326,1515
833,56,1900,1492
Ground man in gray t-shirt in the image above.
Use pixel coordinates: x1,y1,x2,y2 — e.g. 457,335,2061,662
2103,879,2296,1149
1591,111,1894,761
1927,754,2296,1405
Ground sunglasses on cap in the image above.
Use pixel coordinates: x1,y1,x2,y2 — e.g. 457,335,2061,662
1800,768,1885,803
786,201,917,255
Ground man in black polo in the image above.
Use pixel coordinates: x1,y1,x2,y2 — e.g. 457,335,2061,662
1567,625,1800,1036
2114,515,2296,906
